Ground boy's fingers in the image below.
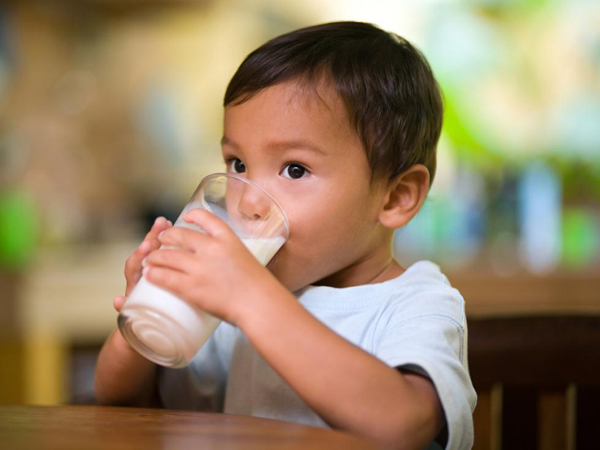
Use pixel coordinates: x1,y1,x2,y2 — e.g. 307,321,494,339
183,209,233,239
146,220,174,255
144,217,172,246
113,296,126,312
158,227,209,253
124,281,138,297
152,217,173,234
125,218,173,279
145,248,196,274
125,240,151,279
144,216,173,243
124,218,174,293
145,266,187,299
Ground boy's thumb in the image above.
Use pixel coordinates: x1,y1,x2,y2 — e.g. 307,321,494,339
113,296,126,312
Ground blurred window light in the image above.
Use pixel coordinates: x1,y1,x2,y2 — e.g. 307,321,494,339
518,162,562,274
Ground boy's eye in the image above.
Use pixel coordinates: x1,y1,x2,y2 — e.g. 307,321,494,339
282,164,308,180
229,158,246,174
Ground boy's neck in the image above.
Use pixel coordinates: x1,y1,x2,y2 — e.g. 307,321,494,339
314,255,405,289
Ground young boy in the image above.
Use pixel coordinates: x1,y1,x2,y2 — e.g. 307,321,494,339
95,21,476,450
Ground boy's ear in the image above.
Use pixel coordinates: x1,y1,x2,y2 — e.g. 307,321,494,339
378,164,430,229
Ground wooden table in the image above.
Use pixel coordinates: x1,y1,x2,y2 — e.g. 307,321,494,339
0,405,387,450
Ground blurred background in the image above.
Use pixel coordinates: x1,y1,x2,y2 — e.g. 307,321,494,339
0,0,598,448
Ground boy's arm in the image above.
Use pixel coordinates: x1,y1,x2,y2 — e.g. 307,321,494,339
238,281,444,450
145,210,444,449
94,217,172,407
94,329,160,407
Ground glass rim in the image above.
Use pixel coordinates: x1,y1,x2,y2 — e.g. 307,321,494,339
197,172,290,241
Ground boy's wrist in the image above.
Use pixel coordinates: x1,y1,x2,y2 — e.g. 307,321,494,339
233,276,297,335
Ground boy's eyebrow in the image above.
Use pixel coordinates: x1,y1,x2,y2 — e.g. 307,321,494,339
221,136,239,150
221,136,326,155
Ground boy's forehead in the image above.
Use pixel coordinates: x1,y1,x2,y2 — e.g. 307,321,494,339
222,80,361,160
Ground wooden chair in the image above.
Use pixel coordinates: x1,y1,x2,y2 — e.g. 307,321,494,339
468,316,600,450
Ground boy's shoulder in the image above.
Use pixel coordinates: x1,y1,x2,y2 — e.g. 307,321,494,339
377,260,466,329
295,261,464,322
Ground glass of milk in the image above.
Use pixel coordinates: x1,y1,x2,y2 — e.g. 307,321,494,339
117,173,289,368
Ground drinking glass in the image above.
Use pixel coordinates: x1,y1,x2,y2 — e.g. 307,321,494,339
118,173,289,368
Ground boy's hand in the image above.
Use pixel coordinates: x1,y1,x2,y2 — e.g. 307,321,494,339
114,216,173,312
143,208,277,326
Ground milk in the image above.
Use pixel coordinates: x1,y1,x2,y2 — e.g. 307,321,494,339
120,234,286,368
241,236,286,265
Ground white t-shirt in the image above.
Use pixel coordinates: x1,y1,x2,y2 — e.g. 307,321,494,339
158,261,477,450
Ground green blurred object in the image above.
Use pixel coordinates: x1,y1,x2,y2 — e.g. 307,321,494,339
441,87,503,169
0,189,38,270
466,0,552,13
562,208,599,270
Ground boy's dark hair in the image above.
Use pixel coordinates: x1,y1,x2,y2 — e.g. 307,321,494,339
224,21,443,185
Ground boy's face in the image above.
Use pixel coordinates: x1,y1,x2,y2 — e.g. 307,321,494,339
221,80,392,292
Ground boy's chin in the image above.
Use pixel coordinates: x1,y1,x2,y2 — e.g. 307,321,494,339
266,259,310,293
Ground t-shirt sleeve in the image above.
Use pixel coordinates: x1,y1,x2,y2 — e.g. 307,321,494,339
375,294,476,450
157,322,237,412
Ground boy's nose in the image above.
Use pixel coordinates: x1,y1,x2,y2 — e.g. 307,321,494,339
237,184,271,222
